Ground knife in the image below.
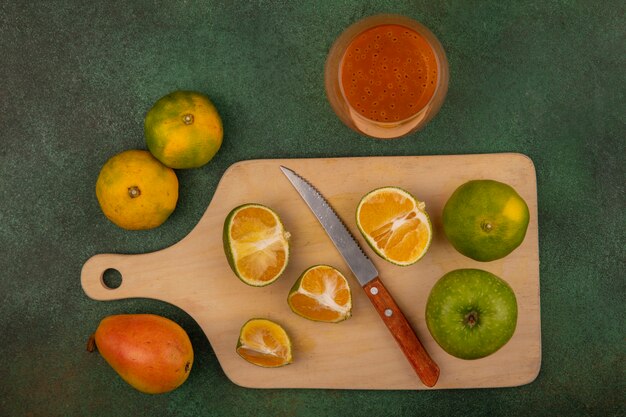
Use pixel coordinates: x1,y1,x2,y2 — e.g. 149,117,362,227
280,166,440,387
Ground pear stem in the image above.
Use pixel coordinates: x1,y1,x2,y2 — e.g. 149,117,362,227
86,334,97,352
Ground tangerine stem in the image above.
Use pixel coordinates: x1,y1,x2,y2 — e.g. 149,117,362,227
182,113,194,125
128,186,141,198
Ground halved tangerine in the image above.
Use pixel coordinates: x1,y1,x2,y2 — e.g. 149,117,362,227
356,187,432,266
223,204,290,286
288,265,352,323
236,318,293,367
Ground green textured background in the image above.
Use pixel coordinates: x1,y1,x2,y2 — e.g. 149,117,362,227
1,1,624,416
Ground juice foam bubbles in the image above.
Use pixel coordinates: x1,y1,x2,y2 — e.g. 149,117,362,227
340,24,438,123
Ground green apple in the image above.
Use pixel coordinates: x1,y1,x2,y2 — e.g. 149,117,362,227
425,269,518,359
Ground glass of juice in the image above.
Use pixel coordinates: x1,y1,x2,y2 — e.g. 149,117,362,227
325,14,449,139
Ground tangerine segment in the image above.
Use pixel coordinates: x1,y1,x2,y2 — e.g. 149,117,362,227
356,187,432,266
236,319,292,367
224,204,289,286
288,265,352,323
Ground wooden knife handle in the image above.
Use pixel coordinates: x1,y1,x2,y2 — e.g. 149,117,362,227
363,277,440,387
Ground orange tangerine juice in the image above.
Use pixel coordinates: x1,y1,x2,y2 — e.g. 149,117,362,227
340,24,438,123
325,15,448,139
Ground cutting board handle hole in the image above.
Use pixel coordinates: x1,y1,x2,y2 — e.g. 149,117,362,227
102,268,122,290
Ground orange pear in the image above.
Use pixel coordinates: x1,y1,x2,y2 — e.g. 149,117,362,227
88,314,193,394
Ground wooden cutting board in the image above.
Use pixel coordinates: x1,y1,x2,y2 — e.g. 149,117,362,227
81,153,541,390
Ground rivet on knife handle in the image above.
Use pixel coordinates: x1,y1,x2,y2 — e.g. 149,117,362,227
364,277,440,387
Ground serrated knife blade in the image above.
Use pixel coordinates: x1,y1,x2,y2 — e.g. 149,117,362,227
279,166,378,285
280,165,440,387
